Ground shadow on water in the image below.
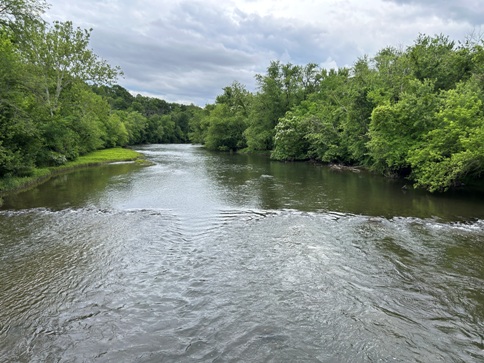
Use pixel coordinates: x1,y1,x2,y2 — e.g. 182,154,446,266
202,149,484,221
0,162,143,210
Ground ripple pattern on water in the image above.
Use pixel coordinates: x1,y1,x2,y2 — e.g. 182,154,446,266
1,208,483,362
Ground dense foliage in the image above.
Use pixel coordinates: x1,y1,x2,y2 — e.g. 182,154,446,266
0,0,200,180
3,1,484,193
193,35,484,192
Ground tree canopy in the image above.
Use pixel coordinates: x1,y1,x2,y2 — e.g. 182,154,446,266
2,0,484,192
0,0,48,28
0,0,201,179
191,33,484,192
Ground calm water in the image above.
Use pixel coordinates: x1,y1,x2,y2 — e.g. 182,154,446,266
1,144,483,362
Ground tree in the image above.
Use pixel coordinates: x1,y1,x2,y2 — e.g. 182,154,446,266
341,57,376,164
272,67,353,163
157,114,176,143
215,81,251,116
202,32,484,190
271,109,313,161
245,61,310,151
0,31,41,176
19,20,121,117
0,0,48,29
117,110,148,145
92,84,134,110
59,81,110,154
204,103,247,151
408,81,484,191
200,81,251,151
367,79,438,175
408,34,473,91
145,115,165,143
102,112,128,147
369,46,412,104
188,106,208,144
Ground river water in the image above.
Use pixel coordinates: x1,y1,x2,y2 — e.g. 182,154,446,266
1,144,483,362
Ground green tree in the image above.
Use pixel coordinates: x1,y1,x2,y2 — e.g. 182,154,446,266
215,81,251,116
145,114,165,143
272,68,352,163
271,108,313,161
204,103,247,151
245,61,312,151
0,31,40,176
102,112,128,147
92,85,202,144
158,114,176,143
408,81,484,191
38,116,80,164
369,47,413,104
408,34,473,91
312,68,352,163
201,81,251,151
367,79,438,175
0,0,48,29
169,105,190,143
116,110,148,145
92,84,134,110
19,20,121,117
59,81,110,154
341,57,377,164
188,106,208,144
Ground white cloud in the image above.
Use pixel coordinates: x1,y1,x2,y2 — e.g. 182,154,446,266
44,0,483,106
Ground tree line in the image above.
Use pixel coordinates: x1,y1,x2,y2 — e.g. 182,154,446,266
2,1,484,192
0,0,200,179
191,35,484,192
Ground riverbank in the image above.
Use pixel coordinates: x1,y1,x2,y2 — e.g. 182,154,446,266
0,148,147,197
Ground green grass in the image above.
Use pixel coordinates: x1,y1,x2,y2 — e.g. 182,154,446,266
58,148,143,169
0,168,51,195
0,148,146,195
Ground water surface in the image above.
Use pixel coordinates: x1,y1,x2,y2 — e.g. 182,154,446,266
1,144,483,362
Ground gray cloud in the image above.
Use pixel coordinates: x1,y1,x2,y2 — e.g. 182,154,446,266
382,0,484,25
86,1,340,104
45,0,483,105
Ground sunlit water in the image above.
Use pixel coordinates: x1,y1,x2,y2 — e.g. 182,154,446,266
1,144,483,362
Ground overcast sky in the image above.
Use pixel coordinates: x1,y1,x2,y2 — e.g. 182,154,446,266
44,0,484,106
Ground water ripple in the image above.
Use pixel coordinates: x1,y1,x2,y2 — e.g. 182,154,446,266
0,208,483,362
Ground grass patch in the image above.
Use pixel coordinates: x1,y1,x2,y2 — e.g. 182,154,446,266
57,148,143,170
0,168,51,195
0,148,147,195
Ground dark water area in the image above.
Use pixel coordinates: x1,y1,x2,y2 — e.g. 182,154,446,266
1,144,483,362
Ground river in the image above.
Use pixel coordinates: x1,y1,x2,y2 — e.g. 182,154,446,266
1,144,483,362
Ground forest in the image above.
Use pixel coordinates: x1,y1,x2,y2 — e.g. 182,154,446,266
193,37,484,192
0,0,201,182
2,0,484,192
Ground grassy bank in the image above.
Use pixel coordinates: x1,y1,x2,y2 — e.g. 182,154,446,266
0,148,147,196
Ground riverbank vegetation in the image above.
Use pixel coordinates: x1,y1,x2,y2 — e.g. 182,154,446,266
2,1,484,193
0,0,201,192
0,148,144,194
192,35,484,192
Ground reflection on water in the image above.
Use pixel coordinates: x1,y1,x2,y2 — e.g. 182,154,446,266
0,145,483,362
199,147,484,221
2,145,484,220
1,162,143,210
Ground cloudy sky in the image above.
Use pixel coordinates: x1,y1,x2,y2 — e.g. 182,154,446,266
44,0,484,106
